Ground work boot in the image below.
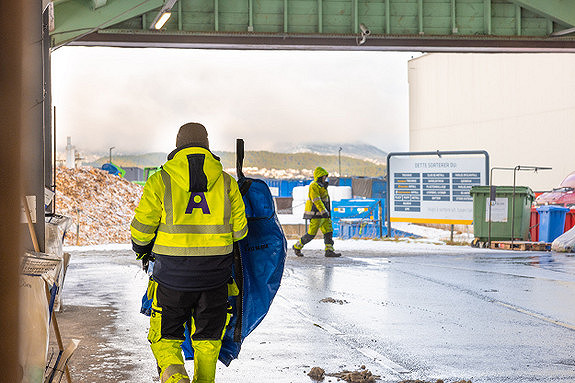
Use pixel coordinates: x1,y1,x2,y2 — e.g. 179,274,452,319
324,250,341,258
293,245,304,257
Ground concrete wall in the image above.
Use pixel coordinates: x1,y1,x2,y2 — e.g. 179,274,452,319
408,53,575,192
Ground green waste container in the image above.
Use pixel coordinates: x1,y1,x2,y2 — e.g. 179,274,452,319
470,186,534,241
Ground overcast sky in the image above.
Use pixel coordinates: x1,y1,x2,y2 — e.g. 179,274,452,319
51,47,418,155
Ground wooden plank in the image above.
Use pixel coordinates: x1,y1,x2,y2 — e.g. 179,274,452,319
490,241,551,251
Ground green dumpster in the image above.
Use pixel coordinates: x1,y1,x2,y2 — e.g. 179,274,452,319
470,186,534,241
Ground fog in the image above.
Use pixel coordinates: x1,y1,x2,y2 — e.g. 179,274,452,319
51,47,417,154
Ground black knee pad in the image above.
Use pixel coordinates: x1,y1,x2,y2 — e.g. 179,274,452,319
301,233,315,245
323,231,334,245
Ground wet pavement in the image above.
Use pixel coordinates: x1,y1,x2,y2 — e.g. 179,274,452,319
60,245,575,382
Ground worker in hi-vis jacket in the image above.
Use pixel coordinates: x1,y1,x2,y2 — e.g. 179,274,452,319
293,166,341,258
130,122,247,383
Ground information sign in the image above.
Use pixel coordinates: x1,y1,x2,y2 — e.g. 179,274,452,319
387,152,488,225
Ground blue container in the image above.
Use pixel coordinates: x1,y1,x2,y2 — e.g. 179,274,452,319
339,177,353,187
371,178,387,198
331,198,383,237
537,205,569,242
263,178,311,197
264,179,281,197
338,219,420,239
283,179,309,197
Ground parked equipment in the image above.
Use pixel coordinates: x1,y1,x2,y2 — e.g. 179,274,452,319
535,171,575,207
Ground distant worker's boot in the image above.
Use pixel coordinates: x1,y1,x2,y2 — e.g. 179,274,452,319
293,244,304,257
324,250,341,258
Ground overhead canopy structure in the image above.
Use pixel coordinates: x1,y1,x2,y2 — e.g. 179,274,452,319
51,0,575,52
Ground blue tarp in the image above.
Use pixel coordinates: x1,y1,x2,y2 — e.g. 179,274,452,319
101,163,121,176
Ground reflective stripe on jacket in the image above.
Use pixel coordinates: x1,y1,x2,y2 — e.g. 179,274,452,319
131,146,247,290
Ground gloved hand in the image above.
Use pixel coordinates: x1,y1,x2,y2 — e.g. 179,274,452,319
135,252,155,272
318,210,330,218
135,252,150,261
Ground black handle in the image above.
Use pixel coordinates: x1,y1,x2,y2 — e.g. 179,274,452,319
236,138,245,180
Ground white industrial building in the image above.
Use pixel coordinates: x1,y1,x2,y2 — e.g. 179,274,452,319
408,53,575,192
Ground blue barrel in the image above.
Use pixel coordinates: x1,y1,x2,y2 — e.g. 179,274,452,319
537,205,569,242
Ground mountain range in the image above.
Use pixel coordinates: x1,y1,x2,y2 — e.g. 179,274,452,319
272,142,388,164
83,143,388,178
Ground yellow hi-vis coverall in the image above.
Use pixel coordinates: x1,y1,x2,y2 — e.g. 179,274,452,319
131,146,247,383
294,167,335,251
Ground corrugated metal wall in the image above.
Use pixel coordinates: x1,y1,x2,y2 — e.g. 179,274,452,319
408,53,575,191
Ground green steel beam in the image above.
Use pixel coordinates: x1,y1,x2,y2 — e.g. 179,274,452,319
353,0,358,34
451,0,457,34
509,0,575,28
418,0,423,35
284,0,288,33
318,0,322,33
484,0,492,35
178,0,182,31
385,0,390,34
516,5,521,36
51,0,575,51
75,31,575,52
248,0,254,31
52,0,163,47
215,0,219,32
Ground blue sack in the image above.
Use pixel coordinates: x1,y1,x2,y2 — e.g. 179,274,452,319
181,176,287,365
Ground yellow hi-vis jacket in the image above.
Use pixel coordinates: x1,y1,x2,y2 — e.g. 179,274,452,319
130,146,247,290
303,167,330,219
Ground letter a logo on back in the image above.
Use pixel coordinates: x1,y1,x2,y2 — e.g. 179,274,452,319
186,192,210,214
186,153,210,214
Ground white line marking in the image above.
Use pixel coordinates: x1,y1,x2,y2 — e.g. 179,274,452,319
495,301,575,331
277,294,410,375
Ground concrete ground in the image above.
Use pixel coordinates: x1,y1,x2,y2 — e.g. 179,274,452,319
52,242,575,383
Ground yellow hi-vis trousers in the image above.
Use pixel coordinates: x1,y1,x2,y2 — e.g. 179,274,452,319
294,218,335,251
147,280,234,383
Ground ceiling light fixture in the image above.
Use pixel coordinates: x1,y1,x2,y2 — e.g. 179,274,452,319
149,0,179,30
154,12,172,29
